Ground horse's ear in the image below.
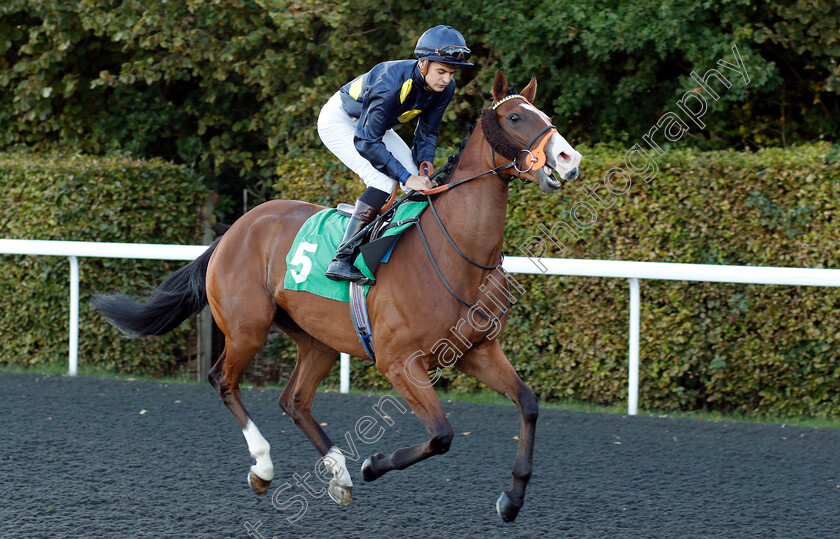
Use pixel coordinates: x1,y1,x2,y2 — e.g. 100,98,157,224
492,69,508,103
521,75,537,103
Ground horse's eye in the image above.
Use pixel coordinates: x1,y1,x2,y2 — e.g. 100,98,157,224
509,114,521,123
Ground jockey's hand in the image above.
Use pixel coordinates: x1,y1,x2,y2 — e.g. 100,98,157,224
405,175,434,192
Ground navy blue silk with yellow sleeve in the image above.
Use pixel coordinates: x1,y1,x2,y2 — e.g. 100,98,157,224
339,60,454,183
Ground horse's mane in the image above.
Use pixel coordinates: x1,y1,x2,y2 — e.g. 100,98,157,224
431,125,473,186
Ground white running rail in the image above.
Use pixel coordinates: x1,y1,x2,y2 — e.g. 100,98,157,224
0,239,206,377
3,238,840,414
501,257,840,415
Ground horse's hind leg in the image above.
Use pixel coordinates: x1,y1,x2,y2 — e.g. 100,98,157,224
207,302,275,495
455,340,538,523
278,329,352,505
359,353,454,483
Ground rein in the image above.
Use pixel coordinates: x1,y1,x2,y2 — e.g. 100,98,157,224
356,96,555,321
413,187,507,322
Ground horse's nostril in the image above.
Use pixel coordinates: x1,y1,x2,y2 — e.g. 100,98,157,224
559,152,571,163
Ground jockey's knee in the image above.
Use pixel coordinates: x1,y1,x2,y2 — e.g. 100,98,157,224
359,186,390,211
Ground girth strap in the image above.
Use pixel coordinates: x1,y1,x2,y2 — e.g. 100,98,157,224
349,281,375,360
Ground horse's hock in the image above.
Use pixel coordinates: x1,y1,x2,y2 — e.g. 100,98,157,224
200,316,292,386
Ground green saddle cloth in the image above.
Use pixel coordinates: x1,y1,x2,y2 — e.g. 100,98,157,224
284,201,428,302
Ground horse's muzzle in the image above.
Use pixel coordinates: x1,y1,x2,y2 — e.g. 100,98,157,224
562,167,579,182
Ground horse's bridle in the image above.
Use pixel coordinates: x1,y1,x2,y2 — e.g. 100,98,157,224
420,97,558,193
412,97,560,322
365,98,559,323
489,94,559,178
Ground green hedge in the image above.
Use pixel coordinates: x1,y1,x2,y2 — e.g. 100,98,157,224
2,0,839,220
270,142,840,417
0,152,207,374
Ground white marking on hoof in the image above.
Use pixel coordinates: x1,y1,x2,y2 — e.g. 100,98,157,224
243,419,274,481
324,446,352,488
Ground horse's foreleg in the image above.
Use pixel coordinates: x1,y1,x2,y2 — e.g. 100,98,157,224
278,333,352,505
360,354,454,482
455,341,538,523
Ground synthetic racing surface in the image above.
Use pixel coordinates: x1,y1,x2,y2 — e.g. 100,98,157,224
1,371,838,538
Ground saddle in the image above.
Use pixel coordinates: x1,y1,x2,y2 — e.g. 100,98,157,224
335,200,425,276
299,155,464,358
335,199,428,362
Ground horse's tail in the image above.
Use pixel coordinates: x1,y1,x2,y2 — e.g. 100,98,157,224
92,237,222,338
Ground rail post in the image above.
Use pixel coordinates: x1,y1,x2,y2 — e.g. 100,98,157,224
340,353,350,393
628,278,640,415
69,256,79,376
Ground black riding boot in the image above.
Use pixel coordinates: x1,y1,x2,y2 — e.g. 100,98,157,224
325,199,378,284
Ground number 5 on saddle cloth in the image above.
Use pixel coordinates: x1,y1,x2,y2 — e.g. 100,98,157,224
283,200,429,359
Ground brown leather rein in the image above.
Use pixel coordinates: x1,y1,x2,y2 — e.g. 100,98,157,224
352,96,558,320
380,96,558,321
378,94,558,212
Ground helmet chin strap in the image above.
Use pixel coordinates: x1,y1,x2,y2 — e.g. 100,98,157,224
419,60,433,91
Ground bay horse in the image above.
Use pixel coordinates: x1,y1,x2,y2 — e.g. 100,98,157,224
94,69,582,523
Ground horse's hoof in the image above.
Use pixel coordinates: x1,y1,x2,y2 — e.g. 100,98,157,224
328,478,353,506
361,457,376,482
361,452,384,482
248,470,271,496
496,491,521,523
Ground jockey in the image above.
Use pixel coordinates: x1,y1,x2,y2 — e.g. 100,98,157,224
318,25,472,284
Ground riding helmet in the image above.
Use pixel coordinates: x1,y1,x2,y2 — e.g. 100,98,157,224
414,25,473,67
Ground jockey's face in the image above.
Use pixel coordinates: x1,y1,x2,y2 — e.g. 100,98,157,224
420,61,457,92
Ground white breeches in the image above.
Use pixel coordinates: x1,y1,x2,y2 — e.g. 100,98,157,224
317,92,418,193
